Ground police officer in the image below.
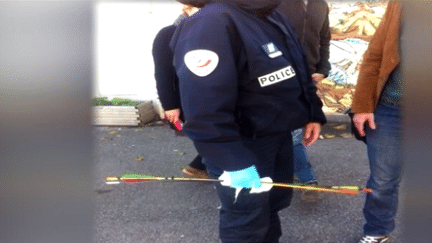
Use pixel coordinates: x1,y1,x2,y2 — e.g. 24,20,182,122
171,0,326,242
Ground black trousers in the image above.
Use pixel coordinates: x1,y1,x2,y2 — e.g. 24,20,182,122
206,132,294,243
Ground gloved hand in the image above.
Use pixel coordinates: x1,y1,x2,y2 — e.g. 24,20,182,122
219,165,261,189
250,177,273,194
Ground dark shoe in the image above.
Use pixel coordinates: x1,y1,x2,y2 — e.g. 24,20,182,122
181,166,209,179
300,182,322,203
358,235,389,243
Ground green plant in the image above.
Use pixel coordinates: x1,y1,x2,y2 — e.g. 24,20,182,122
93,97,111,106
93,97,141,106
110,98,141,106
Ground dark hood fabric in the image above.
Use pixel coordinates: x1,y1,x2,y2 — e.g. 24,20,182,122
176,0,282,17
222,0,282,17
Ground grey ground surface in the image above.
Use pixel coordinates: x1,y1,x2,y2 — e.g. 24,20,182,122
93,121,403,243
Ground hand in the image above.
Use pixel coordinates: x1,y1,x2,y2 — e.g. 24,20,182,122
303,122,321,146
312,73,325,82
219,165,261,189
353,113,376,137
164,108,181,124
250,177,273,194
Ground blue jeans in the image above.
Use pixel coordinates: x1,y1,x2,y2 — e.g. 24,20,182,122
363,103,403,236
206,132,294,243
292,128,317,184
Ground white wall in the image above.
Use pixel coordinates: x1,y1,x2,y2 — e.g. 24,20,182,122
94,1,182,101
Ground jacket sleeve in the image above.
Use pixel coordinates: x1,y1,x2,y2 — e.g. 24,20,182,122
351,1,397,113
316,5,331,77
287,16,327,125
171,14,259,172
304,54,327,125
152,25,181,111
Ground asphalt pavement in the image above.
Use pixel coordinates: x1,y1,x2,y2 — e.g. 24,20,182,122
93,118,403,243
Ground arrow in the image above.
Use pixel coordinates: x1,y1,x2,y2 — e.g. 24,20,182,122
105,174,372,196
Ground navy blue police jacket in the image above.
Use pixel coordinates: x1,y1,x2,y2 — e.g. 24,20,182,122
170,1,326,172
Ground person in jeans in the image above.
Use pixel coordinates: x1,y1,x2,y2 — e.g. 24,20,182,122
278,0,331,202
351,1,403,242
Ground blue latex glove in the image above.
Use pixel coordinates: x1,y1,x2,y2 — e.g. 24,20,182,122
219,165,261,189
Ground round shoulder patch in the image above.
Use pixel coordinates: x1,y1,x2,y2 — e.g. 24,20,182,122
184,49,219,77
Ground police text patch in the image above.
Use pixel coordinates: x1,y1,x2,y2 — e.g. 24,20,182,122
258,66,296,87
184,49,219,77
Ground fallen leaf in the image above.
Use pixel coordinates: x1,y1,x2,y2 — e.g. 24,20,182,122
150,136,156,139
108,130,119,135
323,134,336,139
333,124,348,130
340,133,354,138
134,156,145,161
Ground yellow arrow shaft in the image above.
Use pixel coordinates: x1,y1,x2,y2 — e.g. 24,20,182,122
268,182,355,194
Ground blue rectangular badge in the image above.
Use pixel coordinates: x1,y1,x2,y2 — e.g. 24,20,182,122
261,42,282,58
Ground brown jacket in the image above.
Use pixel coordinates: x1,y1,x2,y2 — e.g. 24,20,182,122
351,1,402,113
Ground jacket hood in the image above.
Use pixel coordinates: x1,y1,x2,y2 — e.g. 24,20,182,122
221,0,282,17
176,0,282,17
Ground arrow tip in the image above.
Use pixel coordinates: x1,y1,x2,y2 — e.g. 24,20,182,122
105,176,120,184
